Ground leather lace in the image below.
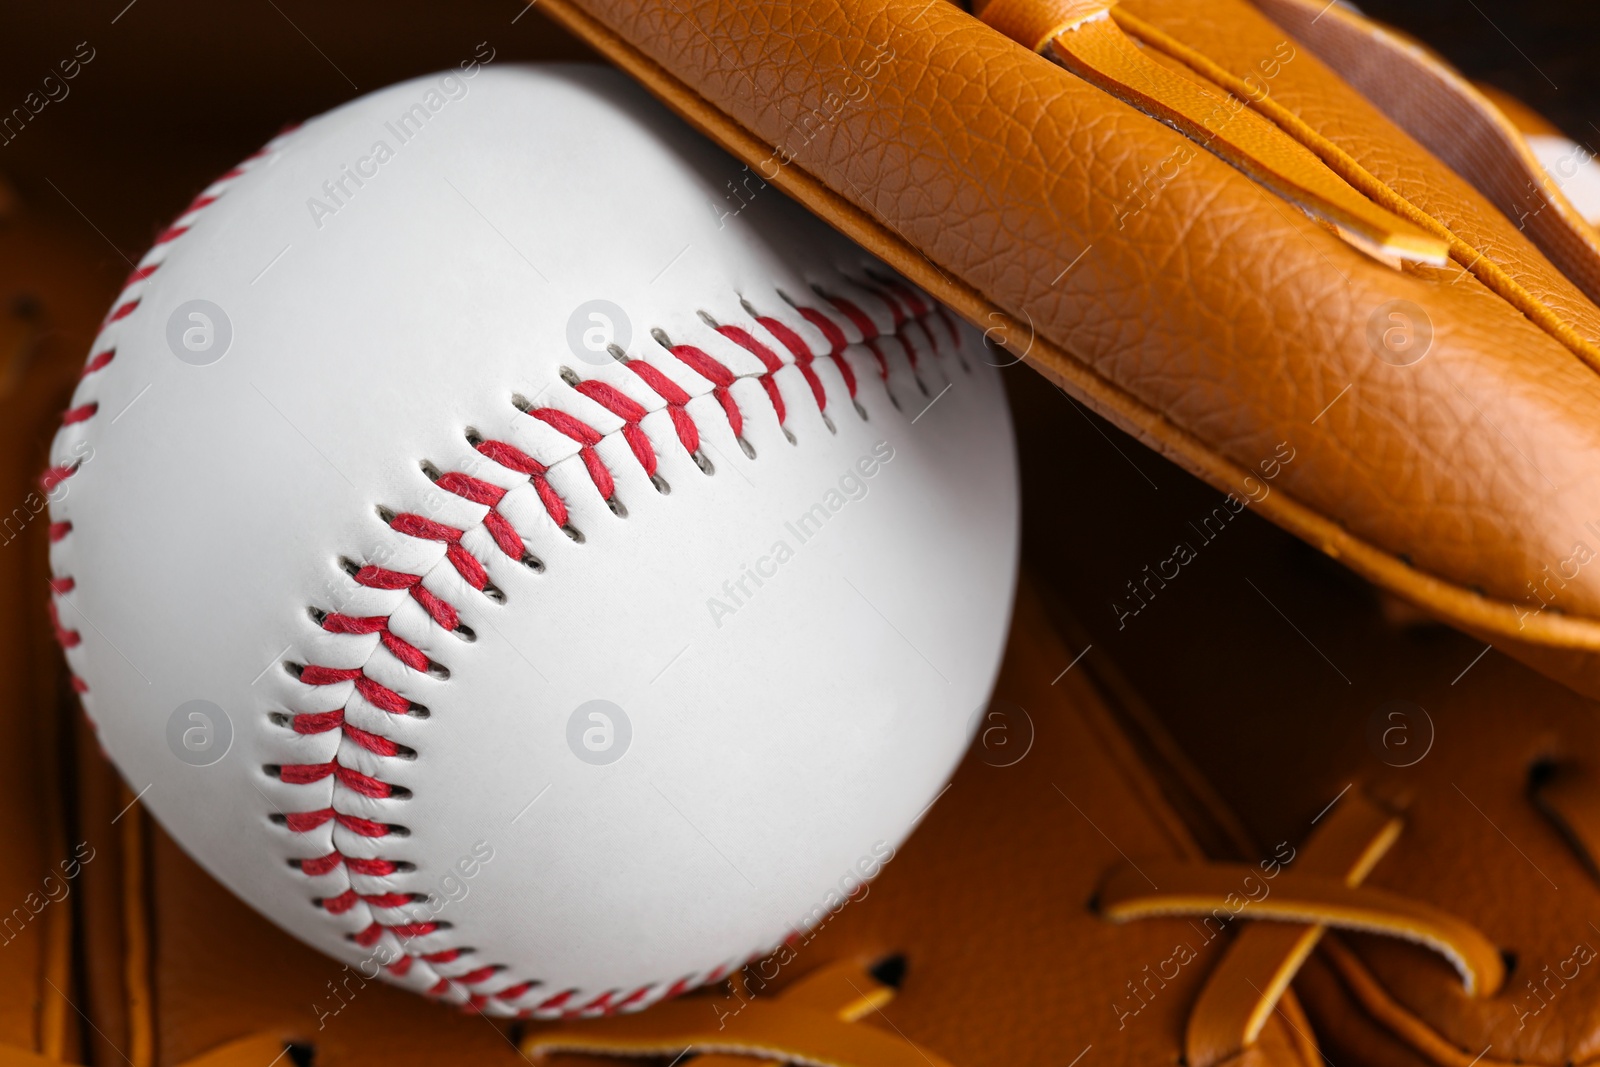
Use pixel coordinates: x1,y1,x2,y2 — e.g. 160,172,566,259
503,791,1498,1067
523,958,949,1067
1099,789,1500,1067
973,0,1600,373
1128,770,1600,1067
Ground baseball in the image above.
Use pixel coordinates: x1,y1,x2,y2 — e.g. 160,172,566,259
46,65,1018,1016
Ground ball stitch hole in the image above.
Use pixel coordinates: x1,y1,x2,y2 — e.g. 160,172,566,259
562,524,586,544
693,450,715,476
738,436,757,460
520,551,546,573
650,327,674,349
607,497,628,519
650,473,671,495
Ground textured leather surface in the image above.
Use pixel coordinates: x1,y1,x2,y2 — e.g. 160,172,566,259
1008,366,1600,1067
539,0,1600,697
1250,0,1600,301
45,66,1018,1011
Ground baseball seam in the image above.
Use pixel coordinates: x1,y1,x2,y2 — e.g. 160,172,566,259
265,289,964,1020
45,128,970,1020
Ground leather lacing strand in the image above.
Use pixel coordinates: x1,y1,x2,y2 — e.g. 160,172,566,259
1143,773,1600,1067
529,791,1499,1067
976,0,1600,373
43,124,971,1023
1092,789,1502,1067
515,787,1571,1067
522,957,954,1067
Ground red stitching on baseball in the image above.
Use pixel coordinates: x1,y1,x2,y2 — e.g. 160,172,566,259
81,350,115,377
44,124,963,1018
528,407,617,501
623,359,701,457
668,344,747,439
573,380,658,475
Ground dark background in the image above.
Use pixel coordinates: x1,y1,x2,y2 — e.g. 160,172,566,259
1359,0,1600,140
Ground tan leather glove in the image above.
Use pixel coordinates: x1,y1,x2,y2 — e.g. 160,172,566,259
539,0,1600,699
1012,350,1600,1067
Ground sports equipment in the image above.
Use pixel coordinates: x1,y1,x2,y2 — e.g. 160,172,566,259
1013,371,1600,1067
542,0,1600,700
44,65,1018,1017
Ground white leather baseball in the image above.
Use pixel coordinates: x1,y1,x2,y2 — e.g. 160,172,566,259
47,65,1018,1017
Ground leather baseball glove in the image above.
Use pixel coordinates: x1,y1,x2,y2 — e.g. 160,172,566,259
539,0,1600,699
